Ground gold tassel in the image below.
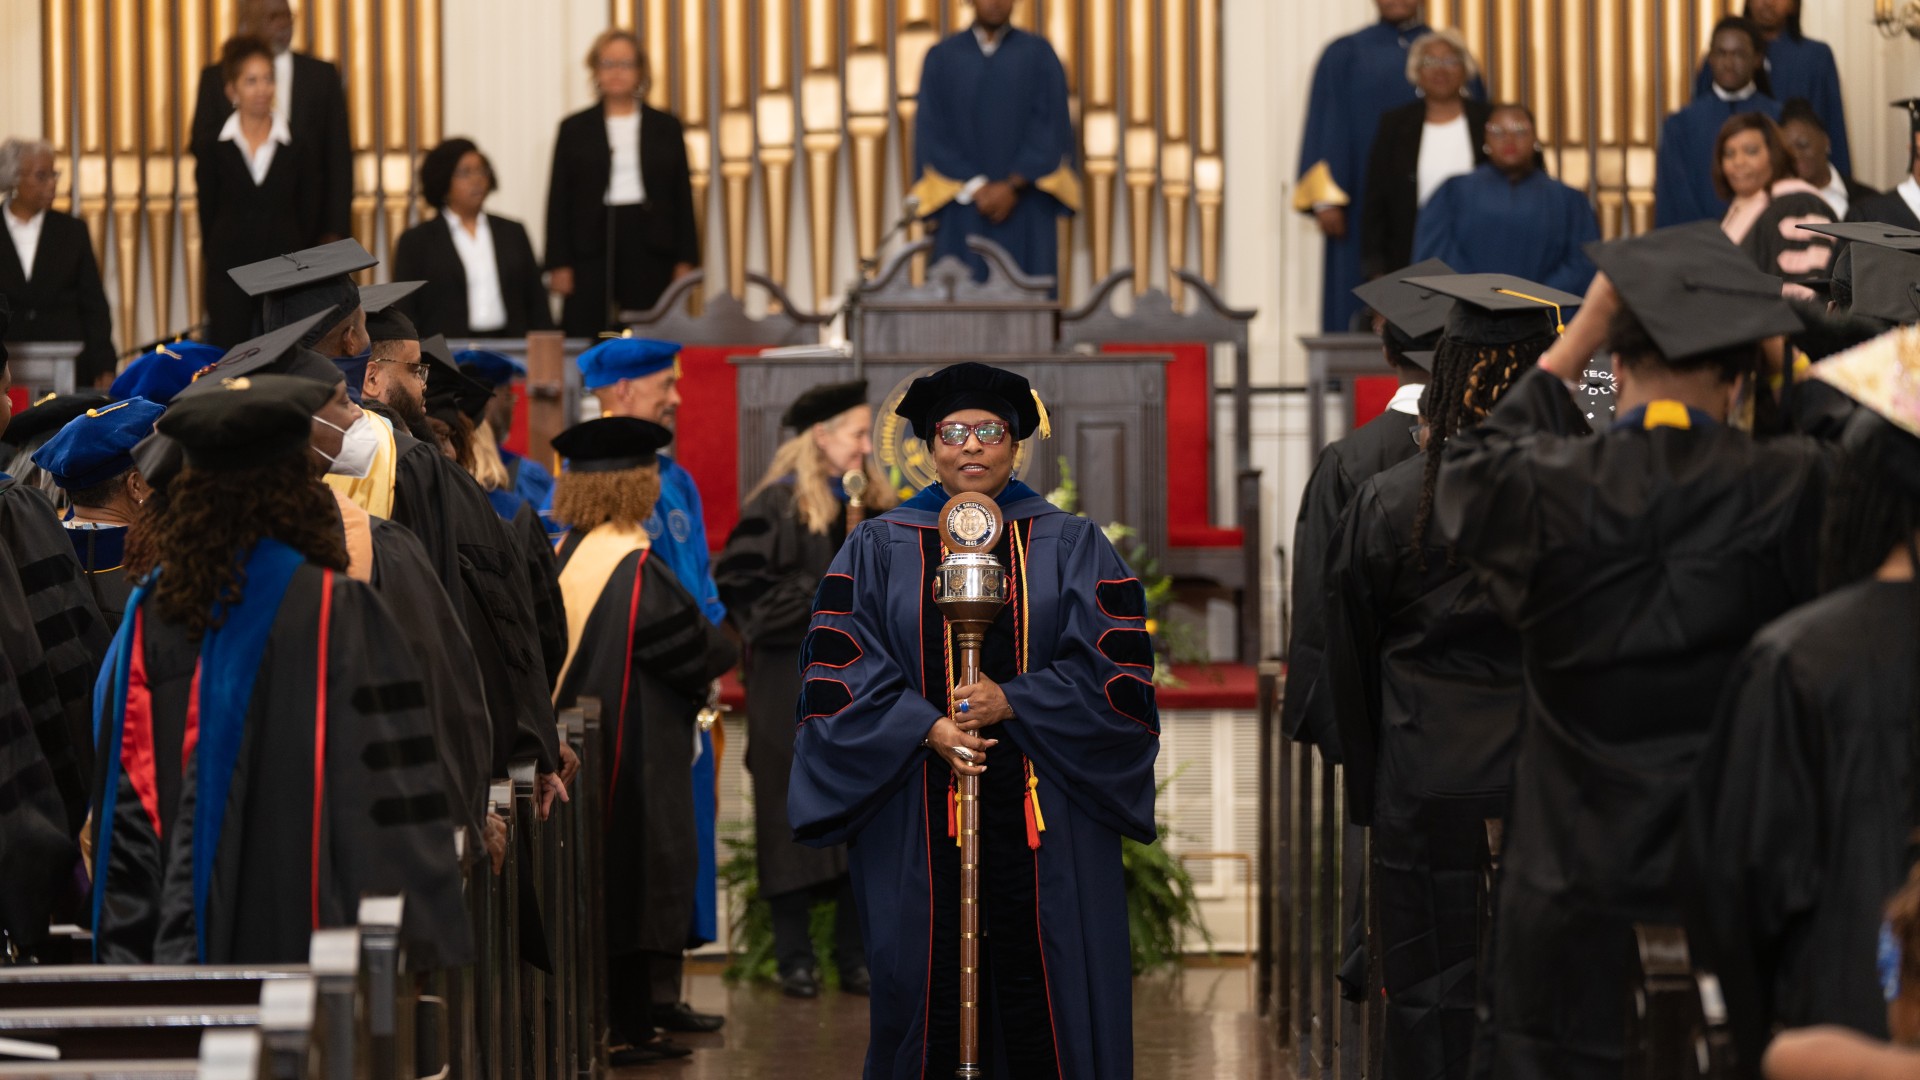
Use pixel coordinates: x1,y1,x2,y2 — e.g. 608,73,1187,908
1030,389,1052,440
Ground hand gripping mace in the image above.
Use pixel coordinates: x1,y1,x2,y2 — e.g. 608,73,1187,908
932,492,1011,1080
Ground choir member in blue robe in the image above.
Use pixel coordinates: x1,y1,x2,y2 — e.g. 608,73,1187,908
31,396,166,627
910,0,1078,284
1297,1,1476,331
1414,105,1600,295
109,341,224,407
789,363,1160,1079
1691,0,1849,177
456,347,556,516
1656,17,1783,228
576,335,729,1035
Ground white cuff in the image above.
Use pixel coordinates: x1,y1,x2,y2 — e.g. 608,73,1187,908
956,175,990,205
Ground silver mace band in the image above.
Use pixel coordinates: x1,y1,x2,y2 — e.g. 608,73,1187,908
932,492,1010,1080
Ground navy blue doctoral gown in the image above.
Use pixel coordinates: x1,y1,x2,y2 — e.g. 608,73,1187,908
1655,92,1783,227
1414,164,1599,294
789,482,1159,1080
913,28,1077,283
1692,34,1850,177
1298,20,1464,332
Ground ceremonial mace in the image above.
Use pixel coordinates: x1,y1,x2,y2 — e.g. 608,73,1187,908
931,493,1010,1080
842,467,869,533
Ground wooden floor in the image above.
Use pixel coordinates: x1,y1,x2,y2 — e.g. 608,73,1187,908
628,962,1286,1077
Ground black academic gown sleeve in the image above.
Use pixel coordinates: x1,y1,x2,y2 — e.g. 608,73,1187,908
0,644,78,950
511,501,567,692
1682,582,1919,1074
0,481,109,840
715,483,839,647
367,516,492,847
1324,480,1394,826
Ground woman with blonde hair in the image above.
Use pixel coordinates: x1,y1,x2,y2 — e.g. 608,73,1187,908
543,28,700,336
716,380,894,999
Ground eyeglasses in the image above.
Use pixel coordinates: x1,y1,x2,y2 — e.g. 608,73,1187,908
1408,423,1430,448
375,359,428,382
935,420,1009,446
453,165,492,181
1485,124,1535,139
1417,55,1464,70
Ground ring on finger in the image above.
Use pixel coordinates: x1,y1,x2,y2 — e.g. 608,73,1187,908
953,746,976,763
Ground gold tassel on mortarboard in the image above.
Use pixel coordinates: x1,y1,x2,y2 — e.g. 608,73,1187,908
1031,389,1052,440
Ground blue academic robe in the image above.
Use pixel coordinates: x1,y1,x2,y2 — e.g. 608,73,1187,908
1413,164,1600,294
502,449,555,516
642,453,727,946
1298,20,1477,332
912,27,1078,283
1692,35,1849,176
789,481,1160,1080
1655,93,1783,228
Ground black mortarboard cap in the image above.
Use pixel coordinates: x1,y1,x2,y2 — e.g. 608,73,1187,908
362,280,425,343
1399,273,1581,347
1795,222,1920,250
1897,98,1920,137
551,416,673,473
1353,258,1457,349
782,380,869,431
1850,245,1920,326
200,309,346,385
423,334,493,424
130,430,184,494
227,239,375,344
0,392,110,450
157,373,327,470
1584,222,1803,360
1403,351,1435,371
894,362,1047,443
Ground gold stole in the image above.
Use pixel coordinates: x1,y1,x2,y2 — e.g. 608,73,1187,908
330,488,376,583
323,412,399,519
553,523,651,701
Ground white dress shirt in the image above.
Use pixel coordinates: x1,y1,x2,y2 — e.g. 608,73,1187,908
605,110,646,206
273,49,293,127
1386,382,1426,416
219,111,292,186
4,201,46,281
447,212,508,333
973,24,1006,57
1416,114,1475,207
1818,169,1850,220
1711,81,1759,103
1899,177,1920,227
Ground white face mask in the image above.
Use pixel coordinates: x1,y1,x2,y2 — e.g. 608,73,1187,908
314,412,382,479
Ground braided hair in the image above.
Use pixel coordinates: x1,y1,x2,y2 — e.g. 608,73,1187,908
1409,330,1557,570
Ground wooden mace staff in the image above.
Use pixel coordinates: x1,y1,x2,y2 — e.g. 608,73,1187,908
843,467,870,533
932,493,1010,1080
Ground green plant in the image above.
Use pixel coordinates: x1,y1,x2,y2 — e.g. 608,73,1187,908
718,828,846,988
1123,770,1213,975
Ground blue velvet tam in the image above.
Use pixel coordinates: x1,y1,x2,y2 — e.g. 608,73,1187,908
455,348,525,389
31,396,167,490
577,336,681,390
109,342,225,406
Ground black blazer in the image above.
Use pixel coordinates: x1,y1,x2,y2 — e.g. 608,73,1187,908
391,212,556,339
0,209,116,382
1361,99,1492,280
1847,186,1920,230
543,103,700,272
190,52,353,240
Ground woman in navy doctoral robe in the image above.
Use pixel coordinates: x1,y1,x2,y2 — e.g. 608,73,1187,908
789,363,1159,1079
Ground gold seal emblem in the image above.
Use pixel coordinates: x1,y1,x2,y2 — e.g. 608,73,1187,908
876,367,1030,498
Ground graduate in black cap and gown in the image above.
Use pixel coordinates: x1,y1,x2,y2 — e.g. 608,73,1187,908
1434,222,1830,1080
716,380,894,998
91,373,470,968
1323,273,1578,1080
1284,258,1451,760
0,313,111,955
31,396,166,626
547,416,738,1066
1681,325,1920,1076
226,256,563,786
1847,101,1920,231
788,362,1159,1079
